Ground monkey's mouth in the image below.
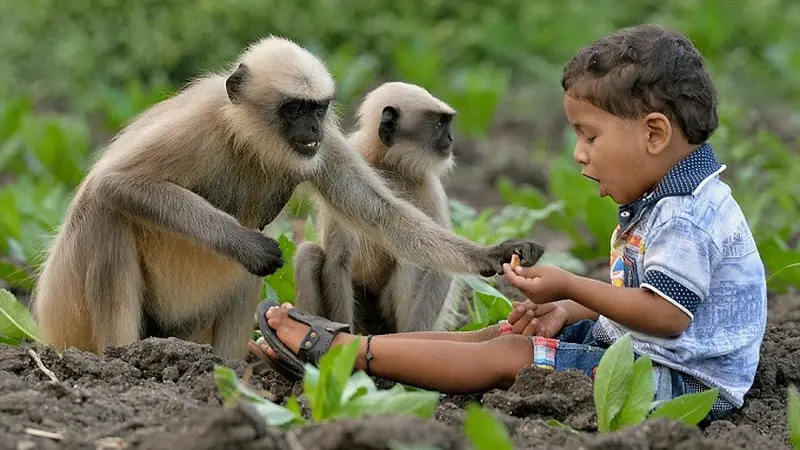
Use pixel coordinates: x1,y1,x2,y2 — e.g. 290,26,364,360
293,140,320,156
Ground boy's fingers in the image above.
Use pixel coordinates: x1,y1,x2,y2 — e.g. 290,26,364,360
508,301,534,324
514,265,543,278
513,309,535,334
522,318,539,337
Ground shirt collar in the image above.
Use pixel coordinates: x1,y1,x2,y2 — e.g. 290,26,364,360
617,143,726,228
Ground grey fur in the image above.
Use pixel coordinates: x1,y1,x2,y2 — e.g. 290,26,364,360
294,82,545,334
32,40,543,360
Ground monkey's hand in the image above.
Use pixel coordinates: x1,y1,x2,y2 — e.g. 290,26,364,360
240,231,284,277
480,239,545,277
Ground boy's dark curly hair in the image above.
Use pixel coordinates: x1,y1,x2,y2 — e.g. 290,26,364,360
562,23,718,145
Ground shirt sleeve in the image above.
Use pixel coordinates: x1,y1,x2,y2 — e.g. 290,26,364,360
640,215,718,320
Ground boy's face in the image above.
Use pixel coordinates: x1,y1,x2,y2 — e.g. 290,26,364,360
563,93,661,206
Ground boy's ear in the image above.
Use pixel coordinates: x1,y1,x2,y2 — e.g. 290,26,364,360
643,112,671,156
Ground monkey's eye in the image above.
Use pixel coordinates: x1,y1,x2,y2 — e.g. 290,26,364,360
315,104,328,118
288,102,305,117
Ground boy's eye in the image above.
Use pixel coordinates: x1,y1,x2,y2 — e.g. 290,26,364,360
586,136,596,143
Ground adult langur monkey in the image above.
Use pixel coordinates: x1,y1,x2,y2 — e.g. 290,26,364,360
32,36,545,360
295,81,470,334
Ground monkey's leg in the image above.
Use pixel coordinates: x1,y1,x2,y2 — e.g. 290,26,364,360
293,242,327,317
384,265,453,332
319,251,356,327
94,173,281,276
84,215,144,352
211,275,263,359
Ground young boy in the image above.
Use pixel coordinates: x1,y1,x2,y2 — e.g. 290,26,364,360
251,23,767,420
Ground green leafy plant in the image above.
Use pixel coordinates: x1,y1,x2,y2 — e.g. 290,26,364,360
593,333,719,432
788,385,800,450
463,403,514,450
262,234,298,306
214,338,441,428
0,288,42,345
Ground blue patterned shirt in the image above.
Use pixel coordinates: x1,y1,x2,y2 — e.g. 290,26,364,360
592,143,767,409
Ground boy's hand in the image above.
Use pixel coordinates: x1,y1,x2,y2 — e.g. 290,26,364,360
508,300,568,337
503,264,574,304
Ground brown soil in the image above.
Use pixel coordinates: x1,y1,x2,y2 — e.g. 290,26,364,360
0,290,796,450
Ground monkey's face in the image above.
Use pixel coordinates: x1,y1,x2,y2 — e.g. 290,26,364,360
428,113,454,156
379,107,454,159
277,99,330,157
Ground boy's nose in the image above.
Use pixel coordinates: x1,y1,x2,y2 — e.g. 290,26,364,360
573,145,589,165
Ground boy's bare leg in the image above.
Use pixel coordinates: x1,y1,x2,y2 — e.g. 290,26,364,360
373,323,503,342
258,305,533,394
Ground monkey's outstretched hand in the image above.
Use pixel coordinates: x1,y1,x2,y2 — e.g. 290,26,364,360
238,231,284,277
480,239,545,277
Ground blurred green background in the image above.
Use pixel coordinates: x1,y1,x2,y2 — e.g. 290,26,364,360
0,0,797,302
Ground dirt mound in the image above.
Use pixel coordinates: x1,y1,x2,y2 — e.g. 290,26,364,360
1,293,798,450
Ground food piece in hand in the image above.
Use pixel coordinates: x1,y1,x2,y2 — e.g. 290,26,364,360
510,253,521,270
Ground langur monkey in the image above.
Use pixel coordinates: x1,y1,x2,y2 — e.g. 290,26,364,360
32,36,544,360
294,82,497,334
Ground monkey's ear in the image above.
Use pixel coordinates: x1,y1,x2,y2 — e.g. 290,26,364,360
379,106,400,147
226,63,250,103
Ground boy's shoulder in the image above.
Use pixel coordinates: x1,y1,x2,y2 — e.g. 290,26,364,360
647,174,756,257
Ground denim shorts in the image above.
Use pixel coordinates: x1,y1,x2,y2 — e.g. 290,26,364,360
531,319,688,405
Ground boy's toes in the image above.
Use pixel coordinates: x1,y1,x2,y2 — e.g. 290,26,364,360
267,306,289,327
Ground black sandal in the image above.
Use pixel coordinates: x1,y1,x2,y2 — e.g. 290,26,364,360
256,299,352,379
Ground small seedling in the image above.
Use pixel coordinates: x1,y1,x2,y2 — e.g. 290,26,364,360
463,403,514,450
787,385,800,449
0,288,42,345
214,337,440,429
592,333,719,432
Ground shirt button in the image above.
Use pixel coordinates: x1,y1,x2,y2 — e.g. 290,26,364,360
620,211,630,217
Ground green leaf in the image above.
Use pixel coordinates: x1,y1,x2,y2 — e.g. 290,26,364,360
303,363,324,422
342,370,378,404
334,388,440,420
611,354,654,429
0,262,34,291
264,234,297,305
463,404,513,450
594,333,635,432
285,395,303,417
787,386,800,450
212,365,303,429
0,289,41,344
648,387,719,425
311,338,361,420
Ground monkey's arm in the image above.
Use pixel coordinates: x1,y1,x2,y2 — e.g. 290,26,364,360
92,171,282,276
312,133,544,276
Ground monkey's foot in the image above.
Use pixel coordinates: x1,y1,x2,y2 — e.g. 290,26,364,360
254,299,353,378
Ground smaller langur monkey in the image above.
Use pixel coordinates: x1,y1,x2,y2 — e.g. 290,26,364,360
295,82,514,334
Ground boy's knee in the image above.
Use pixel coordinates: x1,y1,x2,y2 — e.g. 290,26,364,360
486,335,535,387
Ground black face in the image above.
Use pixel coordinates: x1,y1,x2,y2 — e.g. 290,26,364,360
278,99,329,157
378,107,454,157
431,113,454,155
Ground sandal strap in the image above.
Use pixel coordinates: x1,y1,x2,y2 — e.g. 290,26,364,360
289,308,352,365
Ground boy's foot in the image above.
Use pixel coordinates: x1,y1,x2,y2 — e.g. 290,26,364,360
250,299,354,378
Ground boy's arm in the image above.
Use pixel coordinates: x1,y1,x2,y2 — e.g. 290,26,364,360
565,277,689,337
557,299,599,325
